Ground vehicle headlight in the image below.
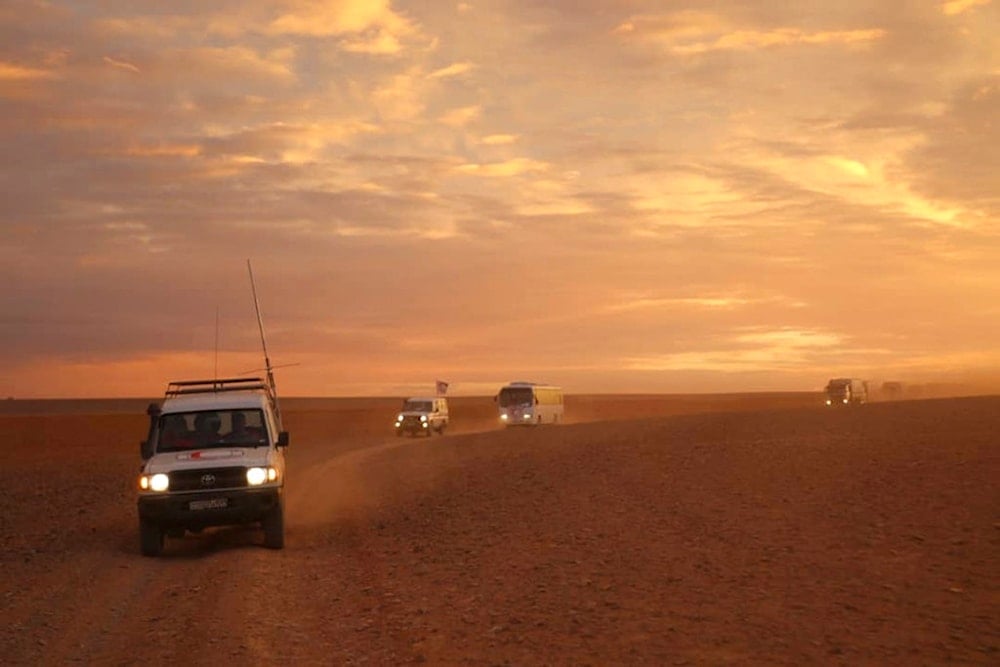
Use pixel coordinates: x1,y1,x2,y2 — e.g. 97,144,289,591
139,473,169,492
247,467,278,485
397,414,403,421
825,399,832,405
500,414,508,420
420,415,428,422
523,413,532,421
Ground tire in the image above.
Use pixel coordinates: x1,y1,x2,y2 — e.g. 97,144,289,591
139,519,164,557
262,500,285,550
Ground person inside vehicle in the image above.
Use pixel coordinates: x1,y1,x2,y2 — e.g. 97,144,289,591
223,411,256,443
193,412,222,446
160,414,194,449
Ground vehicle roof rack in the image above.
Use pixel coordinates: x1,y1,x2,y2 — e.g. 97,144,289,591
165,377,272,397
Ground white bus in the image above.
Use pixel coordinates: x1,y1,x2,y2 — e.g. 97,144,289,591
496,382,564,426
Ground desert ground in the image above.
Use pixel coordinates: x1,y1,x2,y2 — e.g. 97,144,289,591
0,393,997,665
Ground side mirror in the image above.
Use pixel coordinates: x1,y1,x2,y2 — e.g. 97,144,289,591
277,431,289,448
492,395,497,402
140,439,154,461
534,396,539,405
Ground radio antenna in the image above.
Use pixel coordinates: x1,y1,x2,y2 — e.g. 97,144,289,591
247,259,280,423
214,305,220,381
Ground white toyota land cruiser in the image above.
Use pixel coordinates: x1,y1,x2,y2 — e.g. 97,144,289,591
137,377,289,556
394,396,449,437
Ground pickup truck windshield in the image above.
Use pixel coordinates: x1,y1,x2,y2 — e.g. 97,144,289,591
157,409,267,452
402,400,433,412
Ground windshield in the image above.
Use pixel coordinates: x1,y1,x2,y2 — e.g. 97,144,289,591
498,387,533,407
402,400,433,412
157,409,267,452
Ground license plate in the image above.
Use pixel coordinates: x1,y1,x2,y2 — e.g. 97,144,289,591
189,498,228,510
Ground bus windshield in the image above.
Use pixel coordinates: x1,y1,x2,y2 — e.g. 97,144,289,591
498,387,533,407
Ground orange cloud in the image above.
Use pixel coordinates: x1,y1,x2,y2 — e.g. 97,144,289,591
428,61,475,79
455,157,548,177
615,13,885,54
269,0,418,54
102,56,140,74
480,134,518,145
0,62,56,81
438,105,481,127
941,0,991,15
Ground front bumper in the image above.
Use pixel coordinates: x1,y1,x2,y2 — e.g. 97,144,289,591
138,487,281,529
396,417,430,434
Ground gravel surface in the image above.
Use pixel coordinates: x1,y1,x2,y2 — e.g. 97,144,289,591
1,394,997,665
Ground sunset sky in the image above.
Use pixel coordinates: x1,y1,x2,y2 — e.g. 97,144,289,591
2,0,998,398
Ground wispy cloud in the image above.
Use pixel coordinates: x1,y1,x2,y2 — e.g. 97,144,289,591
941,0,992,16
438,104,480,127
428,61,475,79
480,134,518,145
455,157,548,177
102,56,140,74
625,328,849,373
0,62,56,81
615,13,885,55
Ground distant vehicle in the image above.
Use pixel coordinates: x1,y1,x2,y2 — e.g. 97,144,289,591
825,378,868,406
135,261,289,556
395,397,449,437
881,381,903,400
496,381,564,426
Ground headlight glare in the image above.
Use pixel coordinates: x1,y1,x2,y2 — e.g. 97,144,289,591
247,467,268,485
149,473,169,492
247,467,278,485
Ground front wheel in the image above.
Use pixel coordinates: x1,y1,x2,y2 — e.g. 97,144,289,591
139,519,164,557
262,500,285,549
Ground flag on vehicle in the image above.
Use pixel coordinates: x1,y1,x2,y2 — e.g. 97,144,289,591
436,380,449,395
